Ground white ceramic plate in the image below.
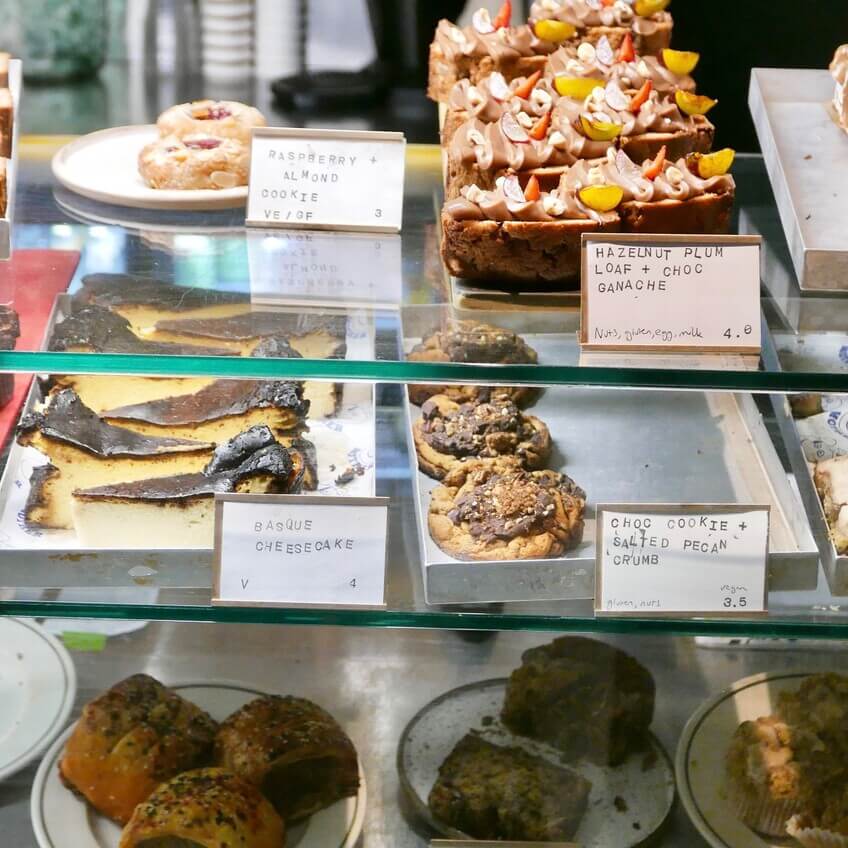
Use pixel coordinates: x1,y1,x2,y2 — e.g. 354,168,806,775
0,618,76,782
398,678,675,847
51,126,248,210
31,681,367,848
676,671,813,848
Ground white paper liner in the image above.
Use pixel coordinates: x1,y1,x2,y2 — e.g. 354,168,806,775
730,776,803,837
787,815,848,848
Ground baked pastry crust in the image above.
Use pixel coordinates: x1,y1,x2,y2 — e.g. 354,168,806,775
119,768,284,848
138,135,249,190
501,636,655,765
407,319,539,407
428,734,591,841
157,100,266,144
413,394,551,479
215,695,360,822
814,456,848,554
59,674,218,824
428,457,585,561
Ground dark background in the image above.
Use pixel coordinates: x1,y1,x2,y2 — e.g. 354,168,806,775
368,0,848,151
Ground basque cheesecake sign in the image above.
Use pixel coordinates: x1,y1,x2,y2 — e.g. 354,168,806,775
246,127,406,233
213,494,389,608
580,234,762,353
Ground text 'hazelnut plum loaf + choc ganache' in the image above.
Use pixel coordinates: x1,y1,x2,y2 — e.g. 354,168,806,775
428,0,674,102
442,146,735,285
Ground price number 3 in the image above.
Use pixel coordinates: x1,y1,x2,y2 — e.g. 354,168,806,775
722,596,747,609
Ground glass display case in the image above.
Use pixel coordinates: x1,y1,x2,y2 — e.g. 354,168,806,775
2,7,848,847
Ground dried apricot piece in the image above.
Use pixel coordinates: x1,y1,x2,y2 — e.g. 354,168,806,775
524,174,541,201
675,90,717,116
579,114,623,141
554,76,603,99
579,184,624,212
618,32,636,63
534,19,577,42
629,80,652,113
529,110,552,140
513,70,542,100
662,49,700,76
492,0,512,29
641,145,667,180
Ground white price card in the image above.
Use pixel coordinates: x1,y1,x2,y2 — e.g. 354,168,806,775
246,127,406,233
580,234,762,353
246,228,402,308
595,504,770,617
213,494,388,608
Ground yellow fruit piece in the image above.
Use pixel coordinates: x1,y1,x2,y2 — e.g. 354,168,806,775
634,0,671,15
662,48,700,76
694,148,735,178
534,19,577,42
554,76,603,99
579,114,623,141
675,89,717,116
579,185,624,213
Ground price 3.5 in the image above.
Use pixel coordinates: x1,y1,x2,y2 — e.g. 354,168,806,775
722,325,754,341
723,595,748,609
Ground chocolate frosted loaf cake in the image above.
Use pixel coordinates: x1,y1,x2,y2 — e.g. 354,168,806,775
501,636,655,765
428,457,585,561
428,733,591,841
446,78,713,197
428,1,673,102
443,147,735,285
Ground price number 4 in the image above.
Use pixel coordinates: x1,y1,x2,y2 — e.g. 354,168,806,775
723,325,753,340
723,596,747,609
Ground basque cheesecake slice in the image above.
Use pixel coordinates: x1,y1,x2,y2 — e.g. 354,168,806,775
73,272,251,336
71,425,306,549
17,389,214,529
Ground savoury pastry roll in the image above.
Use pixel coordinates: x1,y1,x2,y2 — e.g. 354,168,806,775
59,674,218,824
216,695,359,821
119,768,285,848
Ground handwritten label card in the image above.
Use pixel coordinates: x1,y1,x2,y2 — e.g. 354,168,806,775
246,128,406,233
595,504,769,617
213,494,388,607
580,234,762,353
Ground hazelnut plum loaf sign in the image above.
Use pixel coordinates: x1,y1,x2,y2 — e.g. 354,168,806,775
580,234,762,353
246,127,406,233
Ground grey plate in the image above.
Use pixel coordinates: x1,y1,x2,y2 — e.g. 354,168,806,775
397,677,675,847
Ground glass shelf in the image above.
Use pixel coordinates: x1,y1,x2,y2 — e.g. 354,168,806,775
2,139,846,393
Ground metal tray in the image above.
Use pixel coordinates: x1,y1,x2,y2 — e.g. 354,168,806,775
0,295,376,590
403,335,818,605
0,59,23,260
770,394,848,594
749,68,848,293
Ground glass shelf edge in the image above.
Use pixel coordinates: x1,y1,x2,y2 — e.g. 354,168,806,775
0,601,846,640
0,351,845,393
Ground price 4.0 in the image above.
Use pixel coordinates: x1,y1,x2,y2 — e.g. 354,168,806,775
723,325,753,340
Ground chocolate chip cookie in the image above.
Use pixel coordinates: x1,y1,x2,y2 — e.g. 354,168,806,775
407,319,539,407
413,394,551,480
428,458,585,561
